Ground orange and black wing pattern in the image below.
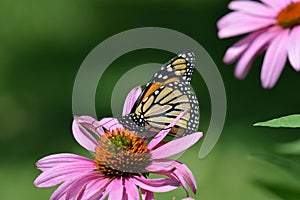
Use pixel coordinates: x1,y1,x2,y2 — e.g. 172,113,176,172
120,52,199,137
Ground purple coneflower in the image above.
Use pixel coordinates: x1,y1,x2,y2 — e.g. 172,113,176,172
218,0,300,88
34,87,202,200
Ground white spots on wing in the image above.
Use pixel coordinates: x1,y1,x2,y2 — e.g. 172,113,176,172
143,96,149,102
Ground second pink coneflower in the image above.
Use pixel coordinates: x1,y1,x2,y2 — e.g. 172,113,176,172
218,0,300,88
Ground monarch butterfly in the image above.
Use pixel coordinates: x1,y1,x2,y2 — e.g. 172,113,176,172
118,52,199,137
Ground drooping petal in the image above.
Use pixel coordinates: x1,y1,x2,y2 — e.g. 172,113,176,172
151,132,203,159
92,180,114,200
146,160,196,194
108,178,124,200
171,161,197,194
223,29,266,64
124,178,140,200
218,12,275,38
98,185,113,200
287,26,300,71
234,27,280,79
50,176,81,200
141,189,154,200
133,176,179,192
34,162,96,188
261,30,289,89
80,178,111,200
98,117,124,132
36,153,92,172
72,116,99,152
145,161,188,193
122,86,142,116
228,0,277,18
65,174,100,200
147,109,189,150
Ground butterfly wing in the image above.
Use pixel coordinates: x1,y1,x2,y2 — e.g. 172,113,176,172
120,52,199,137
150,52,195,84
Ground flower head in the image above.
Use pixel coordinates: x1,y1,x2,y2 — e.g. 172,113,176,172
34,87,202,200
217,0,300,88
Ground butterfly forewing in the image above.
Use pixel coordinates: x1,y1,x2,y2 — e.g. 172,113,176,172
150,52,195,84
120,52,199,137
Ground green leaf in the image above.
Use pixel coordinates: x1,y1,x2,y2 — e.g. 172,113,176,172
276,140,300,155
250,153,300,184
252,153,300,200
254,114,300,128
254,180,300,200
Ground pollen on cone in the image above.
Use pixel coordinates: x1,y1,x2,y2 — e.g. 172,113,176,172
277,2,300,28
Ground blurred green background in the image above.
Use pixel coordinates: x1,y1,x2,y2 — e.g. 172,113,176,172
1,0,300,199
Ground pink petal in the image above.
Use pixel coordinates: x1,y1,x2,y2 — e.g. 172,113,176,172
72,116,99,152
99,184,113,200
234,26,280,79
147,109,189,150
73,115,124,151
34,162,95,187
168,170,188,195
217,12,266,29
228,1,277,18
171,161,197,194
218,12,275,38
50,177,80,200
260,0,291,11
124,179,140,200
65,174,100,200
122,86,142,116
146,160,196,194
36,153,92,172
133,176,179,192
76,115,107,136
98,117,124,132
261,30,289,89
141,189,154,200
223,29,266,64
145,160,174,172
108,178,124,200
151,132,203,159
287,26,300,71
81,178,111,200
89,180,114,200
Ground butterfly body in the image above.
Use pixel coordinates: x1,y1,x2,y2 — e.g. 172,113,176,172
119,52,199,137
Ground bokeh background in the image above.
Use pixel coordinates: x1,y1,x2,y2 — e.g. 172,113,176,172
1,0,300,199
